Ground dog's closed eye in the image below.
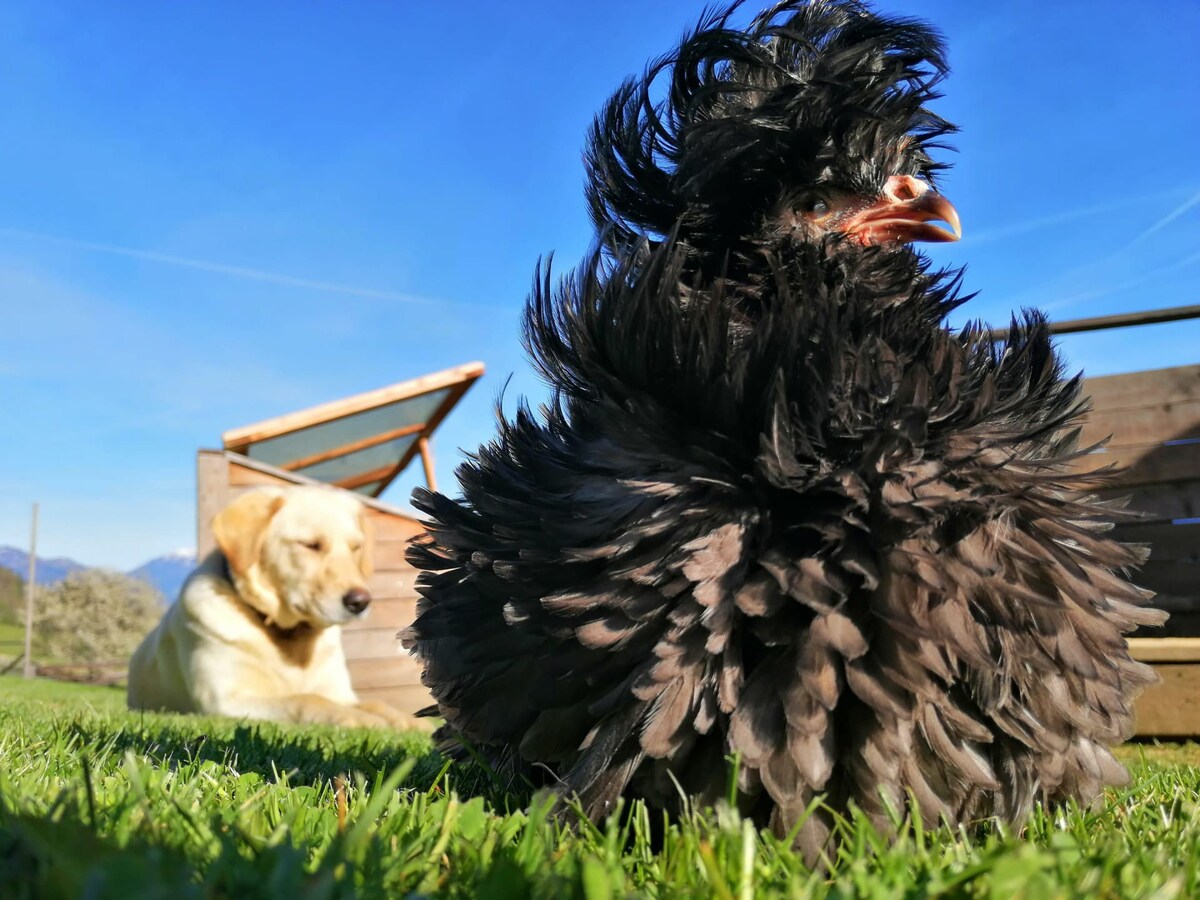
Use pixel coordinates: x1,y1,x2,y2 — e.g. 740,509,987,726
299,539,324,552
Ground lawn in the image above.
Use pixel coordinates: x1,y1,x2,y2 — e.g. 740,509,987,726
0,620,29,656
0,676,1198,898
0,620,55,669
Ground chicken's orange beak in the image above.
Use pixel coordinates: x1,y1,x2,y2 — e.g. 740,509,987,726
841,175,961,246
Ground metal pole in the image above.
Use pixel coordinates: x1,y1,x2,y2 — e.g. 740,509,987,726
989,302,1200,342
22,503,38,679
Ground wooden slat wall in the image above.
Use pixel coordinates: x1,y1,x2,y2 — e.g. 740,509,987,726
196,361,1199,733
196,449,431,716
1131,665,1200,737
1075,364,1200,642
1072,365,1200,736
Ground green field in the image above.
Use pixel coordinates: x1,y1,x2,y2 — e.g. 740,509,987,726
0,620,27,651
0,621,53,667
0,675,1198,898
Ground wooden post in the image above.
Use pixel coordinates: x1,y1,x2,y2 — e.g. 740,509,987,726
196,451,231,559
22,503,38,679
418,436,437,493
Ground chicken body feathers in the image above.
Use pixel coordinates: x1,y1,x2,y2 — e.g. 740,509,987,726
405,238,1163,851
402,0,1164,857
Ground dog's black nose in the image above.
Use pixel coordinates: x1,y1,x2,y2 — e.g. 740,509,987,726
342,588,371,614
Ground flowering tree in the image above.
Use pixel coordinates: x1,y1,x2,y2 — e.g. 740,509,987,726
0,567,23,624
37,570,162,662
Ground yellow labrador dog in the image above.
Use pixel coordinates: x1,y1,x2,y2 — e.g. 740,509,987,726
128,485,415,729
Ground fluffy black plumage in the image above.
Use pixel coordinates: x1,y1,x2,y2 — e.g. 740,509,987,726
584,0,955,274
402,0,1165,858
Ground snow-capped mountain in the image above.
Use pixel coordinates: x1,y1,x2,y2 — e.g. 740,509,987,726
127,549,196,601
0,546,88,585
0,546,196,601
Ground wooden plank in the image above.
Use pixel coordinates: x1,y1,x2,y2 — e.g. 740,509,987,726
1082,364,1200,414
228,462,296,488
1131,594,1200,640
1137,619,1200,640
372,540,417,571
341,627,409,660
222,362,485,450
336,463,402,492
1073,443,1200,486
196,451,230,559
226,484,274,503
366,573,419,603
1129,638,1200,663
419,436,437,492
342,597,419,631
1078,401,1200,450
1132,664,1200,737
367,571,420,600
1134,561,1200,597
366,510,425,542
221,452,422,520
1150,593,1200,613
1146,617,1200,640
1096,480,1200,524
365,578,415,603
346,655,424,691
1111,522,1200,562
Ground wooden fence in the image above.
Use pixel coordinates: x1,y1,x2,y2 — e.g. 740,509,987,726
20,307,1197,735
35,661,126,686
1020,304,1200,736
1077,365,1200,635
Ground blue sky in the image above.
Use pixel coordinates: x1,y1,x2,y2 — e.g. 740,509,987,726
1,0,1197,569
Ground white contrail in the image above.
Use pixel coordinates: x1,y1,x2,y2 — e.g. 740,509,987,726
965,186,1193,246
984,184,1200,312
0,226,501,310
1043,246,1200,312
1127,186,1200,247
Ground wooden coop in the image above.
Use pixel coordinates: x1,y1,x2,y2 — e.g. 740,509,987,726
196,362,484,717
191,305,1198,733
998,304,1200,737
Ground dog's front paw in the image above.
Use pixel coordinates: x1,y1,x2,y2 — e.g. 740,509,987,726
355,700,433,732
315,704,393,729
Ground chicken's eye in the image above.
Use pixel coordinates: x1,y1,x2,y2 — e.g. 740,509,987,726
800,195,830,217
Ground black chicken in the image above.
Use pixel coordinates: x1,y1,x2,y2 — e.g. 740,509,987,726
402,0,1165,857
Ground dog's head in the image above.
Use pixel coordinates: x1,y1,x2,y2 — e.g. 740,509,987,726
212,486,375,629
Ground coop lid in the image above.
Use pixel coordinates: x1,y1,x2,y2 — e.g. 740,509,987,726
221,361,484,498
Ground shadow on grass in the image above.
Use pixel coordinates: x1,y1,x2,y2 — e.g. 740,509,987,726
66,711,528,810
69,713,447,789
0,809,212,900
0,788,581,900
0,803,370,900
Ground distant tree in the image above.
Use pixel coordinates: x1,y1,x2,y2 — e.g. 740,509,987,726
0,567,24,625
37,570,163,662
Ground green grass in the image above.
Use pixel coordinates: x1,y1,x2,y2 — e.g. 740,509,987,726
0,621,57,666
1,676,1198,898
0,620,28,653
0,620,24,640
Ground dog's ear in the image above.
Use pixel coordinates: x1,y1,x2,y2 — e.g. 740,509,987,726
357,507,375,580
212,490,286,576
